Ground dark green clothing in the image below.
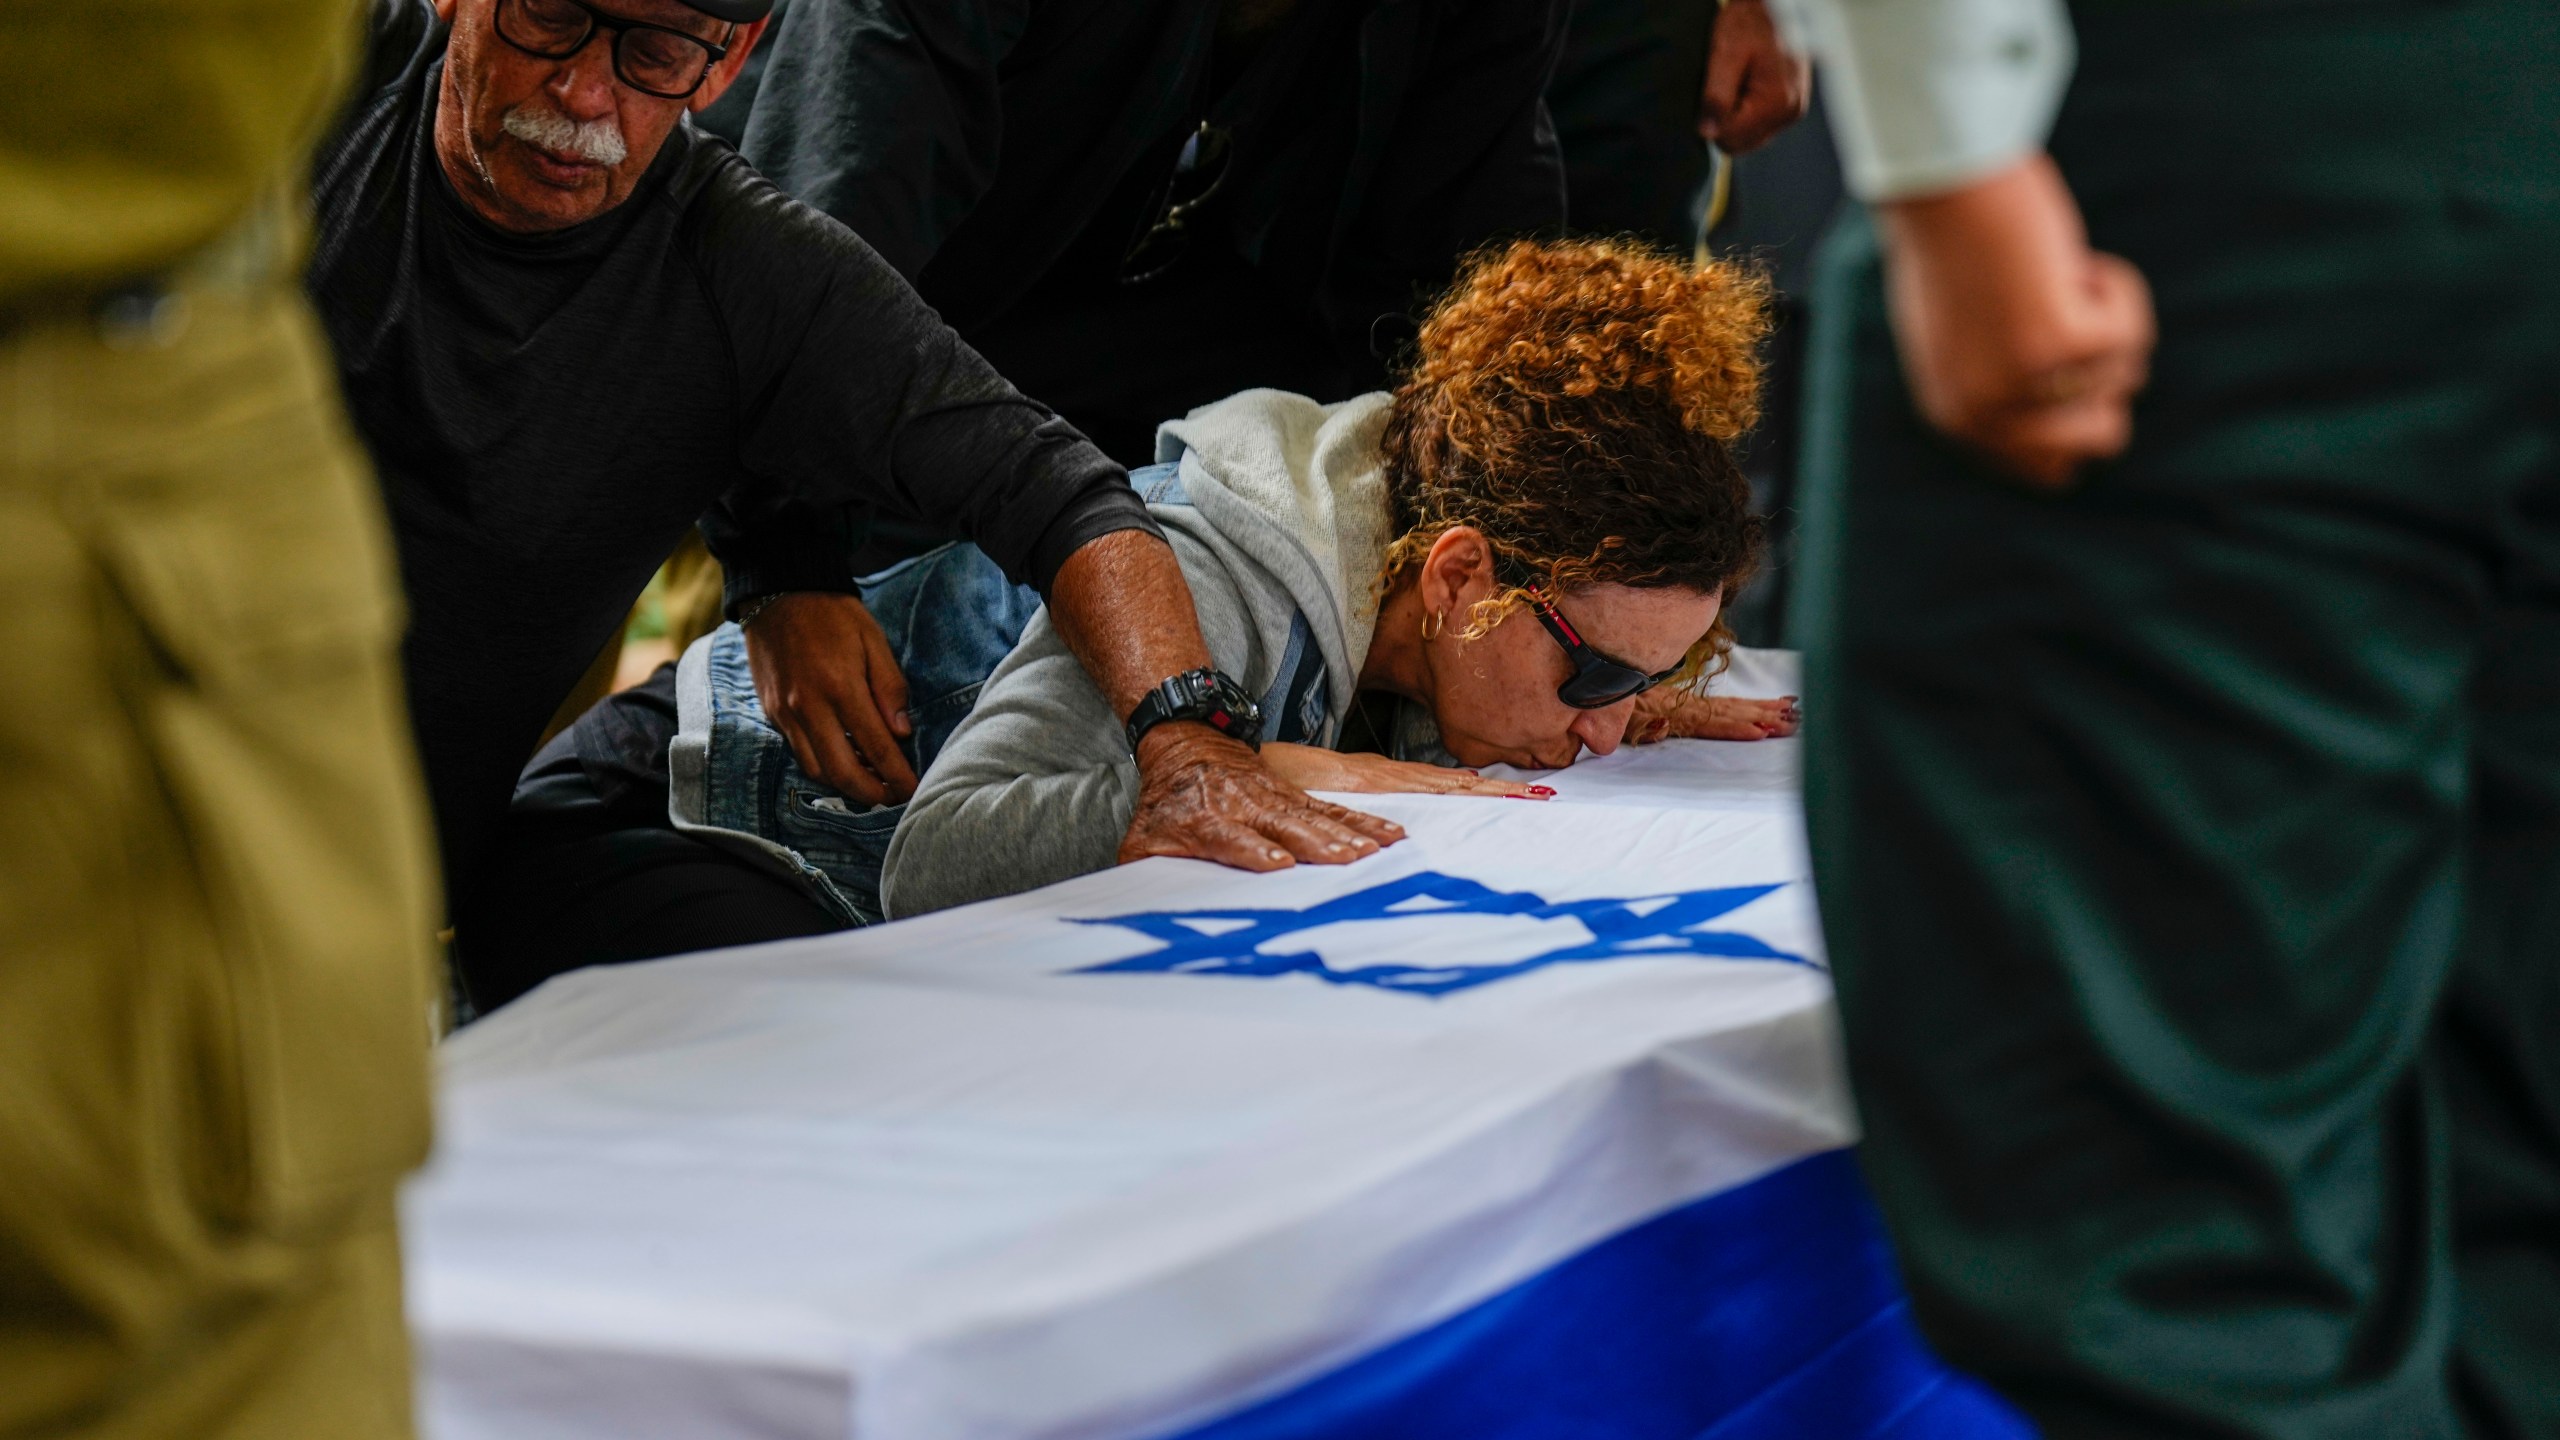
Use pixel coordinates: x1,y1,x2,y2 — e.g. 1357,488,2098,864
1793,3,2560,1437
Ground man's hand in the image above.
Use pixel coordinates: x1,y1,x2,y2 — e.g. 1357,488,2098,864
1700,0,1811,155
1118,726,1408,871
1630,688,1800,743
741,592,917,806
1878,154,2156,489
1260,742,1554,799
1045,530,1415,873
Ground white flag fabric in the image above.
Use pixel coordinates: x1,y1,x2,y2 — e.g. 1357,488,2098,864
406,650,2028,1440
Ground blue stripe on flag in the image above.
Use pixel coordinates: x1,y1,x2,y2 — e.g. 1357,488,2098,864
1167,1150,2034,1440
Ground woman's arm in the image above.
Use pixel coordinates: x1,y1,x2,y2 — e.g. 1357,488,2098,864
879,611,1146,918
1630,688,1801,743
1259,745,1547,799
881,530,1401,919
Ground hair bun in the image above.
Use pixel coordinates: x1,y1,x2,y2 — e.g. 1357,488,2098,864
1375,237,1771,651
1409,238,1772,447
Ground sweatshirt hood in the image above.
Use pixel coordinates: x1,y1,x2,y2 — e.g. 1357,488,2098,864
1155,389,1397,698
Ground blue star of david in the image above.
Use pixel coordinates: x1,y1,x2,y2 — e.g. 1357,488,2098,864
1067,870,1814,997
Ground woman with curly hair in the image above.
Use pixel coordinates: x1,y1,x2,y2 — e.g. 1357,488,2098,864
465,237,1795,1008
861,236,1797,918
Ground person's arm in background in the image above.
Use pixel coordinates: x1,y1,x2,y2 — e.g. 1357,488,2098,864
1699,0,1811,155
1770,0,2152,487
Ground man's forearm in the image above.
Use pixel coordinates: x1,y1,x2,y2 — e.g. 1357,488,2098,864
1043,529,1214,723
1048,528,1409,870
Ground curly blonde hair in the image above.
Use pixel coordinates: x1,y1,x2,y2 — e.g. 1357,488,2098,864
1376,237,1772,679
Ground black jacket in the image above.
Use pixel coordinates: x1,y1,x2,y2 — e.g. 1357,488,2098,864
733,0,1568,397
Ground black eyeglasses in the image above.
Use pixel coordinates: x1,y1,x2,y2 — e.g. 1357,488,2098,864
1119,121,1233,285
493,0,730,100
1510,574,1684,710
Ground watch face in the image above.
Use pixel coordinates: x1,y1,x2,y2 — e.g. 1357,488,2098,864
1130,668,1263,752
1190,670,1259,740
1210,673,1260,728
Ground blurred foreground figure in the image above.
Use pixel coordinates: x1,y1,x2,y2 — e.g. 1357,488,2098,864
1785,0,2560,1435
0,4,442,1436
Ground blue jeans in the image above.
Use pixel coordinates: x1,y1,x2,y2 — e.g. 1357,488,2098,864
679,542,1043,925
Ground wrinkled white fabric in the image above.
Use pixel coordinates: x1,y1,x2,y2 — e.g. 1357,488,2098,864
409,656,1853,1440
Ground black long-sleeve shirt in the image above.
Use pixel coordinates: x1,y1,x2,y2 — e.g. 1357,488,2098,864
305,0,1155,906
738,0,1567,361
724,0,1566,493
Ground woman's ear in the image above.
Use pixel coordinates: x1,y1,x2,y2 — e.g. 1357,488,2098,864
1418,526,1493,624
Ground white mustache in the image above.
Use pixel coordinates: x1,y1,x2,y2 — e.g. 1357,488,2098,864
500,103,627,166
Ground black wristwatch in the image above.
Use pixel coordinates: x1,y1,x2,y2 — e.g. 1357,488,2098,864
1125,667,1263,754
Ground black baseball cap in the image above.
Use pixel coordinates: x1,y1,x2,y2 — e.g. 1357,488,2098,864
684,0,772,19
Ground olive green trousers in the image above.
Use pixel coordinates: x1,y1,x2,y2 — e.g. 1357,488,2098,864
0,275,440,1437
1795,3,2560,1436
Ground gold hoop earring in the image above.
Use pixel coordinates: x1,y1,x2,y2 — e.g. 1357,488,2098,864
1420,609,1446,641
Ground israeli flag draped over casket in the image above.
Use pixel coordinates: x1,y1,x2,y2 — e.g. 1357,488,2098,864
406,650,2029,1439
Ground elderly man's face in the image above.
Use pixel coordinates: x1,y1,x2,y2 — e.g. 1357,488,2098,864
431,0,763,232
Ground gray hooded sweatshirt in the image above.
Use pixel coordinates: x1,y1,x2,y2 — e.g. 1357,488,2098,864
882,388,1436,919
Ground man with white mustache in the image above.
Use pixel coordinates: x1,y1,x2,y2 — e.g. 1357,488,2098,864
500,99,626,166
305,0,1405,1007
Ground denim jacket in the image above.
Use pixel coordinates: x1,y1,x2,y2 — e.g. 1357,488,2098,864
669,540,1044,925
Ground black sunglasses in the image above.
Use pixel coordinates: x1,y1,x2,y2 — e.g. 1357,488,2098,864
1509,573,1684,710
493,0,731,100
1119,121,1233,285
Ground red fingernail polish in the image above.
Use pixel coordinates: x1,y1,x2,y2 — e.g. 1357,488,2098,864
1529,785,1557,796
